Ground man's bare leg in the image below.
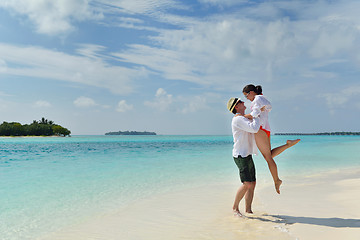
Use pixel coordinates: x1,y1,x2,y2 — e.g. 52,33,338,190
233,182,251,216
245,182,256,213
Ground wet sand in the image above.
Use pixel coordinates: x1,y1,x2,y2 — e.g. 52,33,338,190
41,168,360,240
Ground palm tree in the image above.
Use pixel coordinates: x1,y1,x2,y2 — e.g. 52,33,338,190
39,118,46,124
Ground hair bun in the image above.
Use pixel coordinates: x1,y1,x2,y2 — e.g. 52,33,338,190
255,85,262,95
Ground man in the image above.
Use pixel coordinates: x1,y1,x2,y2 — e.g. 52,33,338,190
227,97,260,216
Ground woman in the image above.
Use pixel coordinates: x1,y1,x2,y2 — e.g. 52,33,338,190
242,84,300,194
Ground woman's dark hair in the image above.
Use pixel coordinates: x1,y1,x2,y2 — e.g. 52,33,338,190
243,84,262,95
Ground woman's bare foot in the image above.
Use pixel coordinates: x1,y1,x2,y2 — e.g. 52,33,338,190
286,139,300,147
246,210,253,214
275,179,282,194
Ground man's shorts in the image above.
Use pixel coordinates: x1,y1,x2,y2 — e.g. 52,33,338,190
233,155,256,183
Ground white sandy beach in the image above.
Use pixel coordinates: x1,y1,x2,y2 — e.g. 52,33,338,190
256,168,360,240
41,168,360,240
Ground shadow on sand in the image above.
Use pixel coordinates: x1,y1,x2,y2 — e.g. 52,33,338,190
248,215,360,228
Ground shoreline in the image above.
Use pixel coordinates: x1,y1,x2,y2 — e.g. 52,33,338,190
40,167,360,240
0,135,65,138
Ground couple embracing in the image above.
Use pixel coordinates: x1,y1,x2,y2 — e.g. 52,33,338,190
227,84,300,217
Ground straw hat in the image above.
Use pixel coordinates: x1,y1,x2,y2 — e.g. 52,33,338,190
227,98,243,112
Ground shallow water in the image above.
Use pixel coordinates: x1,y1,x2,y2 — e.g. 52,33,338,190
1,135,359,239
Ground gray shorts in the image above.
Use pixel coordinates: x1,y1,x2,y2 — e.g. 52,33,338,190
233,155,256,183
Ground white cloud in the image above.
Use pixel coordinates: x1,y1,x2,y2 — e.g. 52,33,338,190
320,85,360,111
34,100,51,108
3,1,360,97
144,88,173,111
111,0,360,91
0,0,102,35
0,0,190,35
114,18,294,85
0,58,7,72
180,95,209,114
116,100,133,112
0,91,13,97
198,0,247,7
1,0,360,134
76,44,108,60
0,99,11,111
0,43,144,95
155,88,168,97
74,96,97,108
99,0,184,15
144,88,213,113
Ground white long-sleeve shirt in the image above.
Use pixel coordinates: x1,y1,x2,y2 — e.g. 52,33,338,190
250,95,272,131
232,116,260,158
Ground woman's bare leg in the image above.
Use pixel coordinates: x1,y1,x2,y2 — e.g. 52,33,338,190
271,139,301,158
255,130,282,194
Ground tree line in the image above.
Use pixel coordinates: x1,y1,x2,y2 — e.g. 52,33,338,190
105,131,156,135
0,118,71,137
275,132,360,135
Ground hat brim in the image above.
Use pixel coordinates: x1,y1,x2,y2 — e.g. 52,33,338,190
230,99,242,112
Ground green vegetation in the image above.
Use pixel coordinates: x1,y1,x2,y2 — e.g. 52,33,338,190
105,131,156,136
0,118,71,137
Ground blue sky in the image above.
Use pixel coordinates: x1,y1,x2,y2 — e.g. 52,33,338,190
0,0,360,135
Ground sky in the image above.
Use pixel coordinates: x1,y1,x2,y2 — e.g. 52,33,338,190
0,0,360,135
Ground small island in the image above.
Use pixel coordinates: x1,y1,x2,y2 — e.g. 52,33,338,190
275,132,360,135
0,118,71,137
105,131,156,136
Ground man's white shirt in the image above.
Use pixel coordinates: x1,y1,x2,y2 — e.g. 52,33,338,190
232,115,260,158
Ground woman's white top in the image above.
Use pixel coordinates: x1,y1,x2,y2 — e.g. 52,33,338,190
250,95,272,132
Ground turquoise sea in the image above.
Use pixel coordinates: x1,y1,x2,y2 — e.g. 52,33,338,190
1,135,360,240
